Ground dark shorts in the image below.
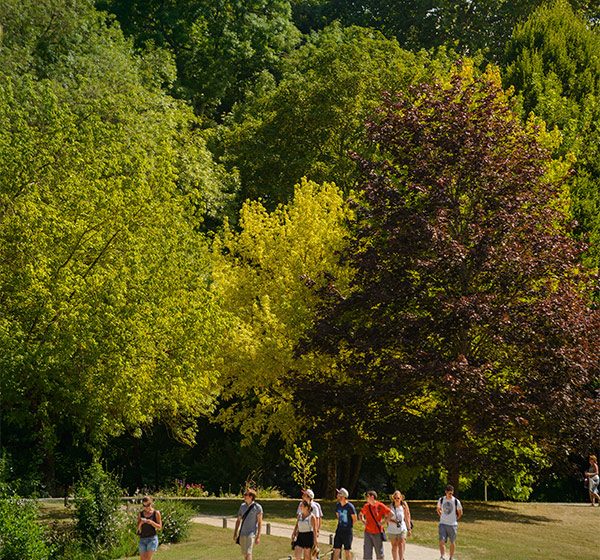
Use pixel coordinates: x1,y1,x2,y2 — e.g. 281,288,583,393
333,528,353,550
295,531,314,549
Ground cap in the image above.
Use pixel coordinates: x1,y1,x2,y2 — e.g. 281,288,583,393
303,489,315,499
336,488,349,498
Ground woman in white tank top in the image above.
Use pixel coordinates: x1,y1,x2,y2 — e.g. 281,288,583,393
291,501,317,560
387,490,412,560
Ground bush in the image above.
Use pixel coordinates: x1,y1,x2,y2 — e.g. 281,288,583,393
154,499,195,544
0,496,50,560
73,462,123,555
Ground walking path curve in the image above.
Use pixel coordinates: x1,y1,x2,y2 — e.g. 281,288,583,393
192,514,437,560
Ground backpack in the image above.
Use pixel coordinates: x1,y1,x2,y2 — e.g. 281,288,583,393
438,496,459,517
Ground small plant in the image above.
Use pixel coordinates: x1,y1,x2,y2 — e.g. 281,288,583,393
173,479,208,497
154,499,195,544
286,441,317,490
73,462,124,556
0,495,50,560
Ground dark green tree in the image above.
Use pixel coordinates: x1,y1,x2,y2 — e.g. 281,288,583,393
300,64,600,497
217,24,456,208
291,0,598,58
503,0,600,270
98,0,301,117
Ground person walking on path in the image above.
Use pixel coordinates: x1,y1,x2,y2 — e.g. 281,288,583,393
137,495,162,560
333,487,357,560
584,454,600,506
436,485,463,560
387,490,411,560
297,488,323,537
233,488,263,560
359,490,391,560
292,500,318,560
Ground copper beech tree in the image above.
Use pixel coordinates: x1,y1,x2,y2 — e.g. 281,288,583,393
296,66,600,497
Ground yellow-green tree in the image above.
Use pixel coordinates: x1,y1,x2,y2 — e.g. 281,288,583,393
0,0,230,491
211,179,353,451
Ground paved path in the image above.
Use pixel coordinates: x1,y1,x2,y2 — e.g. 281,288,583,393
192,514,437,560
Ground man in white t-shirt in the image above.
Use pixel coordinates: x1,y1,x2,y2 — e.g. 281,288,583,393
436,484,463,560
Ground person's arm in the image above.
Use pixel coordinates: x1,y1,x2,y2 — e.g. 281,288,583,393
456,501,463,521
233,515,242,542
380,503,391,526
255,512,262,544
136,513,143,534
147,510,162,531
436,499,442,517
403,503,412,534
311,515,317,535
291,520,299,542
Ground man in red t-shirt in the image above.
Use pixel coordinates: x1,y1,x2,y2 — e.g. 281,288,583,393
359,490,391,560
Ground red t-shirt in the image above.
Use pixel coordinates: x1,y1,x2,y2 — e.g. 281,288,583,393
360,501,391,534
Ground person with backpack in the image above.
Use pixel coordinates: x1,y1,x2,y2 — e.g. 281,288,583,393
233,488,263,560
359,490,391,560
387,490,412,560
436,484,463,560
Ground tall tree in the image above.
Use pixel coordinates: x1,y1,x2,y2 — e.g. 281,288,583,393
211,179,364,493
0,0,229,491
503,0,600,270
303,64,600,497
98,0,301,117
217,23,456,208
291,0,598,58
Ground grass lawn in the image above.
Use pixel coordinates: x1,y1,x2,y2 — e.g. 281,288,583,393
40,498,600,560
181,498,599,560
119,524,292,560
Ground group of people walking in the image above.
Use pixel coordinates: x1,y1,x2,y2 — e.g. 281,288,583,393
234,484,463,560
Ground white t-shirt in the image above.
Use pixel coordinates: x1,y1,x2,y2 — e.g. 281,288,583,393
297,500,322,519
439,496,462,527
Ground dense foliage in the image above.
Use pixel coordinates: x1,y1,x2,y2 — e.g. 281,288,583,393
299,64,600,498
0,0,598,511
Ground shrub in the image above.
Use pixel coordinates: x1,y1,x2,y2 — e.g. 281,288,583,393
154,499,195,544
73,462,123,555
0,496,50,560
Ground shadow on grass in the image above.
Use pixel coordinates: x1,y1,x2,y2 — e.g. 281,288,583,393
409,501,552,525
171,497,553,525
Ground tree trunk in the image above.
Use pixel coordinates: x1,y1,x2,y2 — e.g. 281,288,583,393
325,456,337,499
446,454,461,495
348,454,363,498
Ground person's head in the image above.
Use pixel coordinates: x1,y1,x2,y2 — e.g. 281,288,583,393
301,488,315,501
365,490,378,503
244,488,257,503
336,488,349,502
300,500,311,514
391,490,404,503
445,484,454,496
142,496,153,509
590,455,598,464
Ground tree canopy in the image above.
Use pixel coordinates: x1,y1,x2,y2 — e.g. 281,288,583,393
302,65,600,497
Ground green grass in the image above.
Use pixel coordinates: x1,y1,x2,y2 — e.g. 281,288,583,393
39,498,600,560
181,498,600,560
119,524,292,560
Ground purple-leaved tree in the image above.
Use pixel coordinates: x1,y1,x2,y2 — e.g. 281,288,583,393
295,65,600,497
